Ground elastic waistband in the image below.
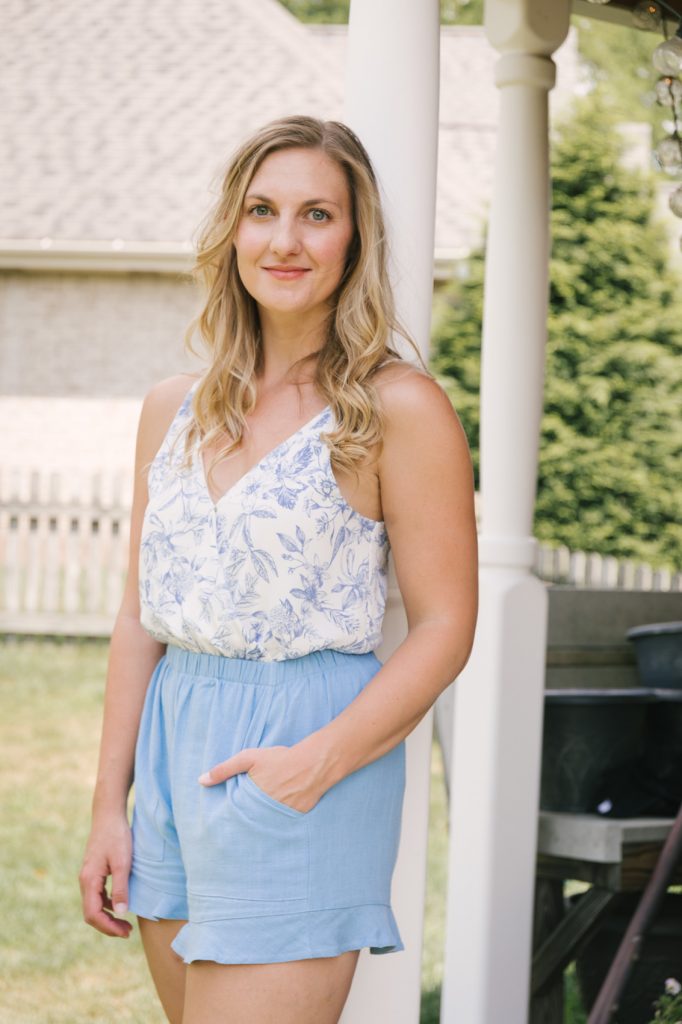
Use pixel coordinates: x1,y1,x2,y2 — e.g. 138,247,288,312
164,644,382,686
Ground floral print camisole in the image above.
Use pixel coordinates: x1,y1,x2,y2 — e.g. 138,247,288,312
138,380,391,661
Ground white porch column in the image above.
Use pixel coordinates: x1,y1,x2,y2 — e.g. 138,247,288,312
441,2,570,1023
340,2,440,1022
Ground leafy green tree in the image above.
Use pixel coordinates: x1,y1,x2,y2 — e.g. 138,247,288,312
440,0,484,24
277,0,484,25
575,13,667,133
277,0,349,23
431,96,682,569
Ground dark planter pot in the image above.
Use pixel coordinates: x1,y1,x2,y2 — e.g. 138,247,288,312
627,621,682,689
541,689,682,817
575,891,682,1024
647,692,682,750
540,690,654,813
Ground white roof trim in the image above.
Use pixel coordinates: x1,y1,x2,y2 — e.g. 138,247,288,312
0,239,468,278
0,238,195,274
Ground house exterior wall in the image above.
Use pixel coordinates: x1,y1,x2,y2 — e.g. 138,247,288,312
0,271,204,398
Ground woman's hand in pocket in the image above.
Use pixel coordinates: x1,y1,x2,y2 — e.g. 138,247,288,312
198,744,326,815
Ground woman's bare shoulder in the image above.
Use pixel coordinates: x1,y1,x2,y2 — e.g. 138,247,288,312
371,360,472,489
143,373,200,417
136,373,201,463
371,362,475,536
372,361,459,434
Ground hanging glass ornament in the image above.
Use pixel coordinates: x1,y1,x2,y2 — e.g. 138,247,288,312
652,27,682,76
655,76,682,106
655,135,682,173
669,184,682,217
633,1,662,30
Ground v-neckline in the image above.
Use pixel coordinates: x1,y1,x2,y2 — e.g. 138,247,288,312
197,404,331,511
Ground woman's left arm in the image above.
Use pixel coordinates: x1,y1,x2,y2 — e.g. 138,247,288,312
299,371,478,789
199,371,478,809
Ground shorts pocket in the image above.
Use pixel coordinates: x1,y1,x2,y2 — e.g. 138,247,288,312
194,774,310,904
131,796,166,864
241,772,309,818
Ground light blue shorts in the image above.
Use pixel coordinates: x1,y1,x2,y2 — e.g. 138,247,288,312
128,645,406,965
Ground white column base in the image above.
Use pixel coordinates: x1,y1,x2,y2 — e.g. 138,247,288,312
441,568,548,1023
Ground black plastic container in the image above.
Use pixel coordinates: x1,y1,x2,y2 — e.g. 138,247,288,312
540,690,653,813
626,621,682,689
541,688,682,814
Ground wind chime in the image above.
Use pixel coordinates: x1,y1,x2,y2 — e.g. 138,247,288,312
587,0,682,238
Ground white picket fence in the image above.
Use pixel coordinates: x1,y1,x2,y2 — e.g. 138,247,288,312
534,541,682,592
0,468,680,635
0,469,133,636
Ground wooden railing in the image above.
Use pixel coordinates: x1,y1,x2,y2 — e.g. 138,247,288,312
0,469,679,636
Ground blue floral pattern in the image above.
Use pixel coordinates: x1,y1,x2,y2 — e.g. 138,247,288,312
139,381,390,660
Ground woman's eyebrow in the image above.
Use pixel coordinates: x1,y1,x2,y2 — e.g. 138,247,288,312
304,197,342,209
244,193,342,209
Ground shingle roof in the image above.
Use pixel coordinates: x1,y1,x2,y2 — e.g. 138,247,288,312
1,1,580,254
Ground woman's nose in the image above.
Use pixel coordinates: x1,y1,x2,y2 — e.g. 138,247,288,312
269,215,301,256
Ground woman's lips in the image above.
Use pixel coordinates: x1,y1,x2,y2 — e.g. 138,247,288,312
263,267,310,280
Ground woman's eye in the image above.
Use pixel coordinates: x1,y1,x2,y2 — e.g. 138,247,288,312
309,209,330,222
250,205,270,217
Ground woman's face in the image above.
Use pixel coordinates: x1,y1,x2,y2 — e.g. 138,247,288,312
233,147,355,323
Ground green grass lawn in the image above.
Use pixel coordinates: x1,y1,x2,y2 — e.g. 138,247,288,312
0,640,165,1023
0,640,587,1023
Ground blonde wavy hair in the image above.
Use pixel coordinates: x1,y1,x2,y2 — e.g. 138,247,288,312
182,114,433,484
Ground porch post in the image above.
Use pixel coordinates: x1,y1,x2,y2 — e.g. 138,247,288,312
441,2,571,1022
340,1,440,1022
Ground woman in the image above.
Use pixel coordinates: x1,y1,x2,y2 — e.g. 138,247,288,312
79,115,478,1024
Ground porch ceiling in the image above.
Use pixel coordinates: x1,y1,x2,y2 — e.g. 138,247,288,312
573,0,682,25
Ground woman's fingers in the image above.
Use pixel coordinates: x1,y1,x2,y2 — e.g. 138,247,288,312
80,867,132,938
197,745,318,813
110,854,130,918
198,748,257,786
79,822,133,939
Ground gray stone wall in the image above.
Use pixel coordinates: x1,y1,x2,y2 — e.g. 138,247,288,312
0,271,206,398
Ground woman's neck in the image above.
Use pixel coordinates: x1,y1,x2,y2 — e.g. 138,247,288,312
256,311,327,389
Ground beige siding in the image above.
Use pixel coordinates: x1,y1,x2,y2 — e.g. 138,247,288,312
0,271,205,398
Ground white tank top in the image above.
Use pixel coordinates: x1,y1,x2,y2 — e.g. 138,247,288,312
139,380,390,661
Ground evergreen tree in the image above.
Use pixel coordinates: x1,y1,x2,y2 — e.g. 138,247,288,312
277,0,349,23
431,96,682,569
277,0,483,25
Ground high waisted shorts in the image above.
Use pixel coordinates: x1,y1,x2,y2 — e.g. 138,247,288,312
127,644,406,965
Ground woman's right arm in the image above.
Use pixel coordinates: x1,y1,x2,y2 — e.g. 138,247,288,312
78,373,197,939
